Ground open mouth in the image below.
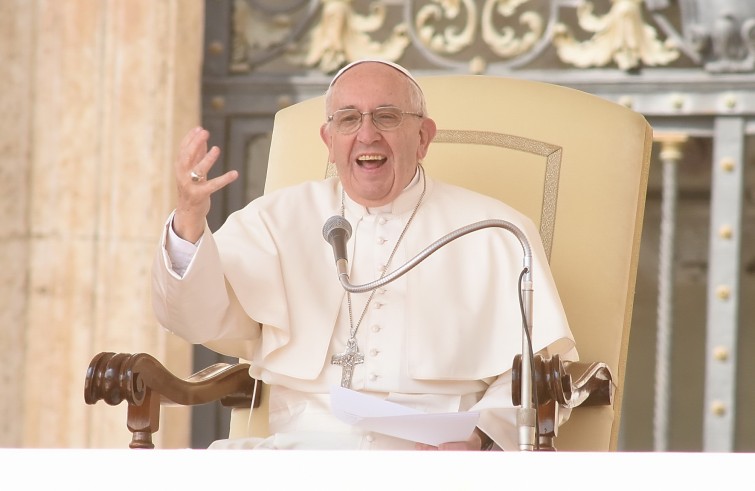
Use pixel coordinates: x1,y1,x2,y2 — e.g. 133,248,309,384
356,154,387,169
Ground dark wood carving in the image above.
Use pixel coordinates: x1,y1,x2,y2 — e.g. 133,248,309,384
512,354,615,451
85,351,611,450
84,352,259,449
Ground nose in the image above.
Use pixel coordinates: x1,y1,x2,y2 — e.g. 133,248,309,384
355,114,382,143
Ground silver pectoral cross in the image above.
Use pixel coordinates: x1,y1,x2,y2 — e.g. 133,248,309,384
331,337,364,389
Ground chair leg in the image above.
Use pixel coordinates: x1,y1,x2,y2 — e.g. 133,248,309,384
126,388,160,449
537,400,557,451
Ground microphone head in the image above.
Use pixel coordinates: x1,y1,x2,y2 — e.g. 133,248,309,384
322,215,352,242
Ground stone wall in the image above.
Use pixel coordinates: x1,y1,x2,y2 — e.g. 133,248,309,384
0,0,203,448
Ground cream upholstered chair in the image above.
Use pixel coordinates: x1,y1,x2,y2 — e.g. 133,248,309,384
235,74,651,450
85,75,652,451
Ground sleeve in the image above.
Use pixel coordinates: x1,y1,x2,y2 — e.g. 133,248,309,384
162,211,202,278
151,214,262,360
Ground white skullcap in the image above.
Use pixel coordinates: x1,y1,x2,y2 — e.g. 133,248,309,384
328,59,423,94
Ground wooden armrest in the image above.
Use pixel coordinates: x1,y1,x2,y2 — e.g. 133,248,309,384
85,351,611,450
84,352,259,448
512,353,615,451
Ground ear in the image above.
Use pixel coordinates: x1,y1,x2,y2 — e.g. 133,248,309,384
417,117,437,161
320,123,335,163
319,122,330,146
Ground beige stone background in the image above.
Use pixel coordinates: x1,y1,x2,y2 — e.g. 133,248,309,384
0,0,201,448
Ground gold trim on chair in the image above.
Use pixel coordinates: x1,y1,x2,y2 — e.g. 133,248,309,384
434,129,561,260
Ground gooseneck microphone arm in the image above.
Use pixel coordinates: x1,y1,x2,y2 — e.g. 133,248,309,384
322,216,538,451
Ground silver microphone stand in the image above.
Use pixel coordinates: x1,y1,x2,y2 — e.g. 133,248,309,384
329,219,536,451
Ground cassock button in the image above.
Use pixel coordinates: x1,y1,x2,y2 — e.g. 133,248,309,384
366,434,375,443
378,217,387,225
370,325,381,333
373,302,384,309
377,237,386,245
369,348,379,357
369,373,378,381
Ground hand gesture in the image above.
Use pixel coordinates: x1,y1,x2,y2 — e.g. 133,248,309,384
173,127,238,242
415,428,489,451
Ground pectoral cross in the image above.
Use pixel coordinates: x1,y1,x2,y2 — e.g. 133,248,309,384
331,337,364,389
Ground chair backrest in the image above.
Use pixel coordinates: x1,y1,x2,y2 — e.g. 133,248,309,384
231,75,652,451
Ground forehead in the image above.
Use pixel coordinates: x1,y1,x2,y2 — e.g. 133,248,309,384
330,63,413,108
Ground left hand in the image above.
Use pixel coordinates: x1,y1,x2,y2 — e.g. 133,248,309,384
415,428,487,451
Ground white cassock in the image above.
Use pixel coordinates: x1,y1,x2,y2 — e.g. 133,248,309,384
152,169,577,450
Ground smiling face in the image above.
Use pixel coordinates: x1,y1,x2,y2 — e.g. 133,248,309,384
320,62,437,207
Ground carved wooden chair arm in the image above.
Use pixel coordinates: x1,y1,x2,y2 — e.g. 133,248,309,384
85,351,612,450
512,353,615,450
84,352,258,449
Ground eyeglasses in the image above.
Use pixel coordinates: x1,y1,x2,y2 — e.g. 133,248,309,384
327,106,423,134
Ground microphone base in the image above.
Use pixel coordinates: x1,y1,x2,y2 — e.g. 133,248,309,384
517,407,537,451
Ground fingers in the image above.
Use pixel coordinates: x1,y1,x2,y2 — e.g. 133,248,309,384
172,127,238,242
182,129,213,175
437,441,472,451
193,168,239,194
178,128,239,188
178,127,206,173
414,430,483,451
179,125,203,153
176,127,238,188
178,127,214,176
187,144,220,183
415,442,473,450
415,442,437,451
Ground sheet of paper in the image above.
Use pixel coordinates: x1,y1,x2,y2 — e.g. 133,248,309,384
330,386,480,446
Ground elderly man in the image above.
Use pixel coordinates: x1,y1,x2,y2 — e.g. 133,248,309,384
152,59,576,450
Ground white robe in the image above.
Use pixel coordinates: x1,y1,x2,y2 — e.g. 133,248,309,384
152,171,576,450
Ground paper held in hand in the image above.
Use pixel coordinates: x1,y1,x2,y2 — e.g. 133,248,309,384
330,385,480,446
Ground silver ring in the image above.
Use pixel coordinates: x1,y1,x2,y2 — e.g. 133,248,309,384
190,170,205,182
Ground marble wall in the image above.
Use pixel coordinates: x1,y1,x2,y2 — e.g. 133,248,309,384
0,0,203,448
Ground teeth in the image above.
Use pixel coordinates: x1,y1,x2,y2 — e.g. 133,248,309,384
357,155,384,161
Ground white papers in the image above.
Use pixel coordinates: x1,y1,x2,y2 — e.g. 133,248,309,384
330,386,480,446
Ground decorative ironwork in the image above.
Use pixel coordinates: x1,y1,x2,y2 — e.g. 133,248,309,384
226,0,755,74
480,0,545,59
680,0,755,72
643,0,755,72
414,0,479,56
553,0,680,70
304,0,411,72
229,0,319,72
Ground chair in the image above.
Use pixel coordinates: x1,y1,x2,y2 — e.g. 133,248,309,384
85,74,652,451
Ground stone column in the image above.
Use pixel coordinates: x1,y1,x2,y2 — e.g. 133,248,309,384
0,0,203,448
0,0,34,450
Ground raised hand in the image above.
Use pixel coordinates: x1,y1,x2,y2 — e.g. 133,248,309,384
173,127,238,242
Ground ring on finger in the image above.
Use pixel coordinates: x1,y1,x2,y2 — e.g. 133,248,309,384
190,170,205,182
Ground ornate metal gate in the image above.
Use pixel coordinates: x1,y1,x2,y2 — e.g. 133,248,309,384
198,0,754,451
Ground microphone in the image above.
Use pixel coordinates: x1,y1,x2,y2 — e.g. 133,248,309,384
322,217,537,450
322,216,352,278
